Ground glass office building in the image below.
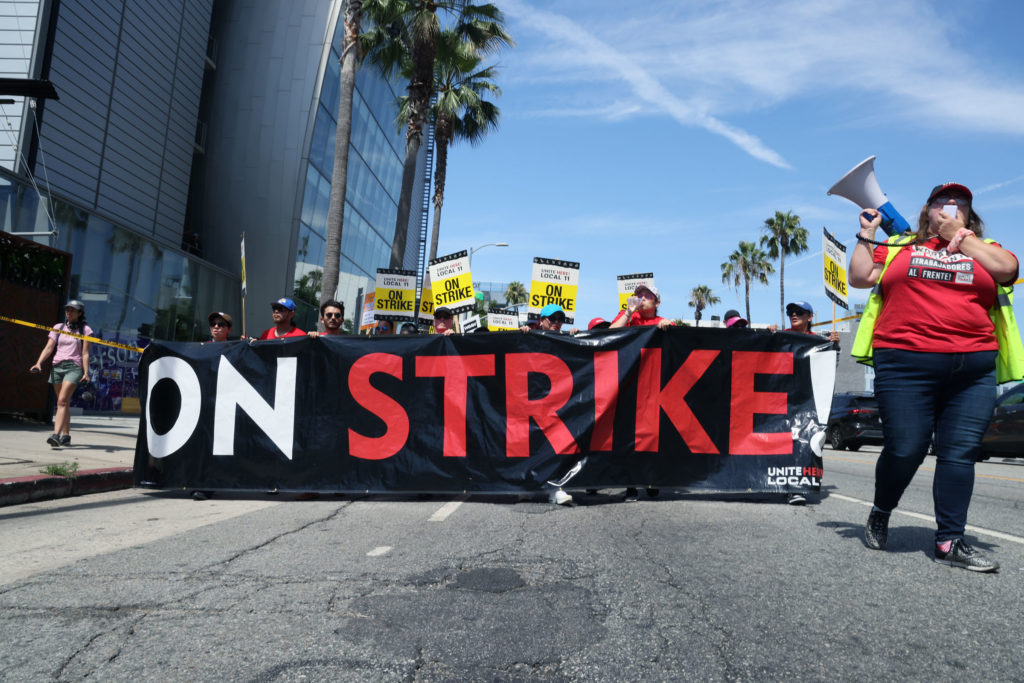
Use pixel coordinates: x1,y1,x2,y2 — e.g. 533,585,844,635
1,0,425,411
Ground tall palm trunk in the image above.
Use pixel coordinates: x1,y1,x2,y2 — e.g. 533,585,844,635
427,120,452,262
779,250,785,327
389,35,436,268
322,0,362,308
744,270,751,323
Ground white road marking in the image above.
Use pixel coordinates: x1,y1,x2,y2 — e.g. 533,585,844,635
367,546,392,556
428,496,468,522
830,492,1024,545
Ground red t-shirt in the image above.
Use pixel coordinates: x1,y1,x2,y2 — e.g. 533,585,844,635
871,237,1014,353
611,310,671,327
258,325,306,340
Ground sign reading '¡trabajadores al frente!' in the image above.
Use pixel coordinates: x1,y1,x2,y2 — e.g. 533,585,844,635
527,257,580,323
428,250,475,315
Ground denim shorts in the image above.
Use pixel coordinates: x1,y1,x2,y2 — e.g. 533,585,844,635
50,360,83,385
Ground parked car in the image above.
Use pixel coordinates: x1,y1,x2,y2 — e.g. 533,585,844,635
980,383,1024,460
827,392,884,451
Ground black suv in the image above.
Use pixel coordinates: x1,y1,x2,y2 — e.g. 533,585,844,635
827,392,884,451
980,383,1024,459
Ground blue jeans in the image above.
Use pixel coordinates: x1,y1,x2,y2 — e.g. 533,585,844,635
872,348,997,541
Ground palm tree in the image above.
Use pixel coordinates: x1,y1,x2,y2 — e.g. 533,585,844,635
721,241,774,323
760,210,809,326
360,0,512,269
687,285,720,327
504,280,526,308
410,30,501,262
322,0,363,312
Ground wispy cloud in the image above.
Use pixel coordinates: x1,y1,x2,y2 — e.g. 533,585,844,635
499,0,792,169
499,0,1024,165
976,175,1024,194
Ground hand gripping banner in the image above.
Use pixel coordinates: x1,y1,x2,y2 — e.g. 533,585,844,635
135,328,835,495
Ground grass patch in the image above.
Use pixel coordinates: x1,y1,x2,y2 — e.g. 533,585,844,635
42,461,79,478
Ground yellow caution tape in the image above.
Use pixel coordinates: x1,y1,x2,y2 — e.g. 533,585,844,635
0,314,145,353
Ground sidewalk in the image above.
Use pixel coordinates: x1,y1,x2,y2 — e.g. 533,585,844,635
0,413,138,507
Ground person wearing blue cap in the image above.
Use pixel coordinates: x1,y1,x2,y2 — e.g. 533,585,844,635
258,297,305,339
784,301,839,344
520,303,578,334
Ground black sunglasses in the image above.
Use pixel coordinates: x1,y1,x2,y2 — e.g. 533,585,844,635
210,321,229,327
788,308,810,316
323,312,342,319
272,306,289,312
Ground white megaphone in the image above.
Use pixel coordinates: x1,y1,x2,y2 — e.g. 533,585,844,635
827,156,910,237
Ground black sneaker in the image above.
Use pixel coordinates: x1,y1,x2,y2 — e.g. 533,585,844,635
865,509,890,550
934,538,999,573
46,433,60,447
787,492,806,506
59,434,71,446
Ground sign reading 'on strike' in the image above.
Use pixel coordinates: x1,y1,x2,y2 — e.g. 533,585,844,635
428,251,475,315
822,228,849,310
527,257,580,323
374,268,416,322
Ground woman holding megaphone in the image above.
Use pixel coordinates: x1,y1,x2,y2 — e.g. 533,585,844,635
848,182,1022,573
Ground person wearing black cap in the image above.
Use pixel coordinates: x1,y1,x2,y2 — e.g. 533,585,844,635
207,311,233,342
30,300,92,447
722,309,748,328
849,181,1022,572
432,306,456,335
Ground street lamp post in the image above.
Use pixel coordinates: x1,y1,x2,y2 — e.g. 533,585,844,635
468,241,509,266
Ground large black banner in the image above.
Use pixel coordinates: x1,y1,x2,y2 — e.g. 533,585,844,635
134,327,835,495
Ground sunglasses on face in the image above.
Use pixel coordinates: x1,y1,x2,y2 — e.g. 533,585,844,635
434,313,453,321
323,312,342,319
272,306,289,313
931,196,970,208
210,321,229,328
789,309,810,317
548,315,566,324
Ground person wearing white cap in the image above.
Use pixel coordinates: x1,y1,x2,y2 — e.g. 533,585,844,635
609,284,674,330
30,300,92,447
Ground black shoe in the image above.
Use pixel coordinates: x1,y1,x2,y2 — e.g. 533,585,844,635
646,488,659,497
59,434,71,446
934,538,999,573
787,492,806,506
46,433,60,447
865,509,890,550
624,487,638,499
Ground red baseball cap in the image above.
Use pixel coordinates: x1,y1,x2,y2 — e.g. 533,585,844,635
927,183,972,204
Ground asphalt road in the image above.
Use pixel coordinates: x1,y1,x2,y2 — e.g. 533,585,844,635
1,447,1022,681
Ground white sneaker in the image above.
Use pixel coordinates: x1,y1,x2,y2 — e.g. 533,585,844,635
551,489,573,505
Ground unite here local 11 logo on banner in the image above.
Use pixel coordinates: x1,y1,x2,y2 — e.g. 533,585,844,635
527,257,580,323
428,250,475,315
374,268,417,323
618,272,654,311
822,228,849,310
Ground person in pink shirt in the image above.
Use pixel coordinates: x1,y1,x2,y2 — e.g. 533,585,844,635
30,300,92,447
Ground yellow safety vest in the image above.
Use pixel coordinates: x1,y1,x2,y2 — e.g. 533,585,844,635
851,234,1024,383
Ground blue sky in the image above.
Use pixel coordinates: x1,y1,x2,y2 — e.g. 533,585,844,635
434,0,1024,328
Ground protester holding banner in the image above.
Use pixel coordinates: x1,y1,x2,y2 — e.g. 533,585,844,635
610,285,674,329
258,298,305,340
207,312,233,342
308,300,345,338
783,301,839,345
723,310,748,328
432,306,456,335
30,300,91,447
850,182,1021,572
520,304,578,334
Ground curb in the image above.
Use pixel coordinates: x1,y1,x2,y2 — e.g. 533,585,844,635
0,468,134,508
